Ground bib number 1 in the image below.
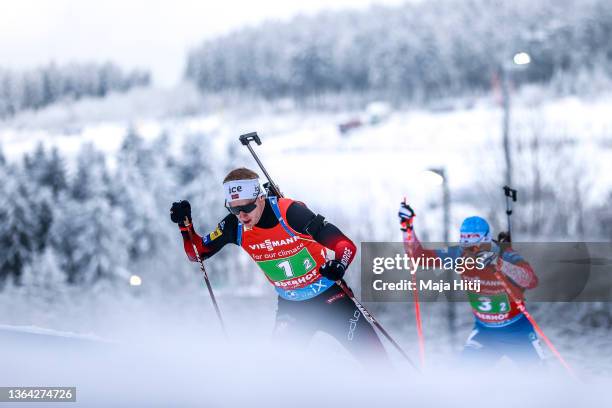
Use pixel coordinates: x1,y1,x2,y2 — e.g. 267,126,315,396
277,260,294,277
258,248,318,282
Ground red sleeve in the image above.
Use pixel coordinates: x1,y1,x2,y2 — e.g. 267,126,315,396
332,238,357,269
497,257,538,289
180,225,211,262
402,229,439,259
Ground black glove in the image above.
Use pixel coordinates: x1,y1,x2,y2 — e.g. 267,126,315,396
170,200,192,227
398,201,415,231
475,243,500,267
319,260,346,281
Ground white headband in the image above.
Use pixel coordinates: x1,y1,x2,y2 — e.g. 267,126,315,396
223,178,261,202
460,232,492,247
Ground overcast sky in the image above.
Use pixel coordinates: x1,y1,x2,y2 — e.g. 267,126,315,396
0,0,409,87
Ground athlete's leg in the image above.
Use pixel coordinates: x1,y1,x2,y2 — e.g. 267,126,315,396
273,296,317,349
499,316,545,367
461,323,504,367
462,317,544,369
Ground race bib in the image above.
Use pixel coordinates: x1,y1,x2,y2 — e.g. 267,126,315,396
257,248,317,281
468,292,511,314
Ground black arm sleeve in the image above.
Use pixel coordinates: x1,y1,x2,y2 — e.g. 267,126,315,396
181,213,239,260
285,201,317,234
203,214,240,259
285,202,351,251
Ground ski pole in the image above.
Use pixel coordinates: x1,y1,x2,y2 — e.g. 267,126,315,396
503,185,517,242
412,272,425,368
184,217,228,338
240,132,282,197
499,186,577,379
402,198,426,368
239,131,419,370
336,280,420,371
492,269,578,379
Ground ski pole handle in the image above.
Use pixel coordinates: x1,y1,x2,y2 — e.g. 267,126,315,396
239,132,262,146
401,197,415,218
239,131,283,197
502,186,517,242
503,185,517,202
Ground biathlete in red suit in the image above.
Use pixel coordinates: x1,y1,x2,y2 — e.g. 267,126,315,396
170,167,388,367
398,202,544,366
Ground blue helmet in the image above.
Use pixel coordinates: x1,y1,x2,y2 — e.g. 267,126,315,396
460,216,491,247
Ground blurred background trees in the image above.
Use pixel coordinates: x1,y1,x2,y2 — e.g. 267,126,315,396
186,0,612,103
0,62,149,118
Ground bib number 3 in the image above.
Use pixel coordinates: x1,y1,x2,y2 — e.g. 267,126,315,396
468,293,510,314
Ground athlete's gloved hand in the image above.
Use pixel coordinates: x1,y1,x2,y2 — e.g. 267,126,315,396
398,201,415,231
475,244,500,267
170,200,192,227
319,260,346,281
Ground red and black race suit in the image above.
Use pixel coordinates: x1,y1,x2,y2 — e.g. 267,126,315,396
180,199,355,268
177,197,389,367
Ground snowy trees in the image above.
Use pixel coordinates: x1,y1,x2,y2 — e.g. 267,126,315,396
0,138,146,287
111,127,167,259
0,142,123,287
0,167,36,285
0,129,231,291
0,63,150,118
185,0,612,102
0,161,53,286
51,144,130,285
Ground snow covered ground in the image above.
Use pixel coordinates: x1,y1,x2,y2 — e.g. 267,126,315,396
1,288,611,407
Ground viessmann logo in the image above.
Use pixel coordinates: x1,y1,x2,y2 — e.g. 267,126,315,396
249,236,300,252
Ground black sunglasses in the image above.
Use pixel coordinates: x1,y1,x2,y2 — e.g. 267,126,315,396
225,199,258,215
